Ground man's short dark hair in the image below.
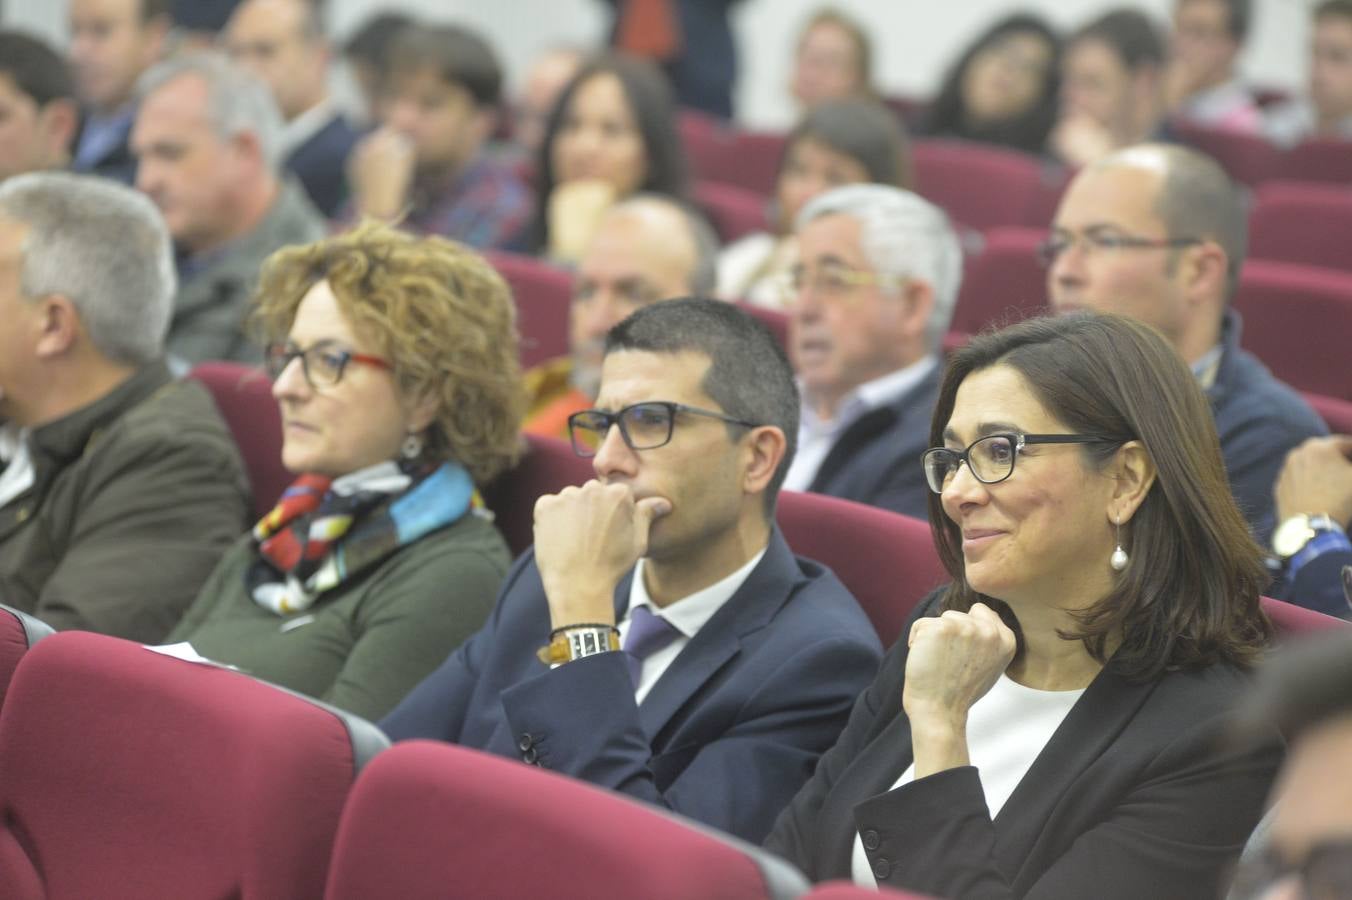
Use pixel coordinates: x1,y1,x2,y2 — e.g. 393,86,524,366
0,30,74,107
342,11,413,67
1235,632,1352,744
1316,0,1352,25
1071,8,1166,71
142,0,172,23
604,299,800,517
1179,0,1252,42
387,24,502,108
1145,144,1247,298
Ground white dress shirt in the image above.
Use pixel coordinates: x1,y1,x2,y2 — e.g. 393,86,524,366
785,355,939,492
619,547,767,704
0,423,34,507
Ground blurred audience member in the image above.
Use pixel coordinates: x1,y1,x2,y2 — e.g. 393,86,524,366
170,0,239,52
1052,9,1166,169
1046,143,1326,541
718,99,910,307
0,172,248,642
0,31,78,181
783,184,961,519
603,0,744,120
790,7,876,113
513,46,584,159
346,25,528,250
341,11,414,124
1264,1,1352,147
1231,632,1352,900
1164,0,1261,133
67,0,171,184
132,53,325,365
225,0,360,217
522,54,687,264
923,13,1061,156
524,194,718,439
1270,435,1352,618
168,223,523,721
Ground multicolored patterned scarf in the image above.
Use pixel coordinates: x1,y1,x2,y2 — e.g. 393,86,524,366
247,460,484,615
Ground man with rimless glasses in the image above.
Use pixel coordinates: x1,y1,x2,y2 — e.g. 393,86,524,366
780,184,962,520
382,298,881,843
1047,142,1325,544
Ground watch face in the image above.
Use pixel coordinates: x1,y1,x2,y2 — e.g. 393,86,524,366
1273,515,1314,558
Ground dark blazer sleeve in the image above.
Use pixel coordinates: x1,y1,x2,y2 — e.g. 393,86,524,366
496,623,881,843
1278,548,1352,619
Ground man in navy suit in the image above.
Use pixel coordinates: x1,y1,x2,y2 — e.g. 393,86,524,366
225,0,360,217
382,298,882,843
781,184,963,520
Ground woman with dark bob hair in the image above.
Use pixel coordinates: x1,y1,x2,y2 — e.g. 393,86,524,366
520,53,687,263
168,221,524,721
923,13,1061,156
717,98,911,307
766,313,1281,898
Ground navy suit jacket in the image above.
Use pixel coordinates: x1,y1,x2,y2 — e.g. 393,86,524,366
284,112,361,219
381,528,882,843
766,592,1283,899
807,363,942,521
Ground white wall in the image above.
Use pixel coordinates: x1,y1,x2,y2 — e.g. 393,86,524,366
4,0,1313,130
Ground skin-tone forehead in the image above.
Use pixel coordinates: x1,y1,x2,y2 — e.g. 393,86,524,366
943,364,1062,444
581,201,697,290
797,212,868,265
71,0,141,21
595,348,715,411
1057,162,1167,231
230,0,309,40
0,216,27,270
139,72,212,124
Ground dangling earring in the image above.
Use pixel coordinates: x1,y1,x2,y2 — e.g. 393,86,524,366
1110,512,1129,572
401,431,425,461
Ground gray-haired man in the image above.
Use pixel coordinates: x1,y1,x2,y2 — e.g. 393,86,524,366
0,172,249,640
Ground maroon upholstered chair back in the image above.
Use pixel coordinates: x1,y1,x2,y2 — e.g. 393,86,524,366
0,605,51,720
777,491,947,647
1304,391,1352,434
0,631,387,900
911,140,1049,233
1233,260,1352,400
1262,596,1350,638
482,434,594,558
1171,121,1280,186
323,740,809,900
689,129,788,197
188,362,288,519
696,180,771,243
1278,138,1352,185
952,227,1049,340
1249,181,1352,274
483,250,573,370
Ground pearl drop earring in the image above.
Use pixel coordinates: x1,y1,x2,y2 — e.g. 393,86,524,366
1110,512,1129,572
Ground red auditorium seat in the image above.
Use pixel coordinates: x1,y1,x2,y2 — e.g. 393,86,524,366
188,361,288,518
808,881,938,899
481,434,594,557
0,630,388,900
483,250,572,370
738,301,790,354
323,740,810,900
1249,181,1352,273
1170,121,1280,186
1233,260,1352,400
0,604,51,717
1262,595,1349,637
951,227,1049,340
777,491,947,647
1304,392,1352,434
696,180,771,243
911,139,1052,233
689,129,788,197
1278,138,1352,185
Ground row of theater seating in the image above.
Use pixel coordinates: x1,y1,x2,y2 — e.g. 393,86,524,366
0,436,1341,899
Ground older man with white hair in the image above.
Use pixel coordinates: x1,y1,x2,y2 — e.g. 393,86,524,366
131,52,325,365
0,172,249,641
783,184,962,519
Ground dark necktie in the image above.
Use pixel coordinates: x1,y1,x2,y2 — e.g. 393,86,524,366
623,605,681,687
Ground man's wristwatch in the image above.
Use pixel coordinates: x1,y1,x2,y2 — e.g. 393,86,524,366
536,625,620,665
1272,513,1341,560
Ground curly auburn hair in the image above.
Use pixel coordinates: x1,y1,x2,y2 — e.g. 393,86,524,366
251,220,524,485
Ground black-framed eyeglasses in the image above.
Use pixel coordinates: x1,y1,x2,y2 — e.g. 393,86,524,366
568,401,760,457
920,433,1121,494
1229,840,1352,900
264,341,392,390
1037,229,1203,266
